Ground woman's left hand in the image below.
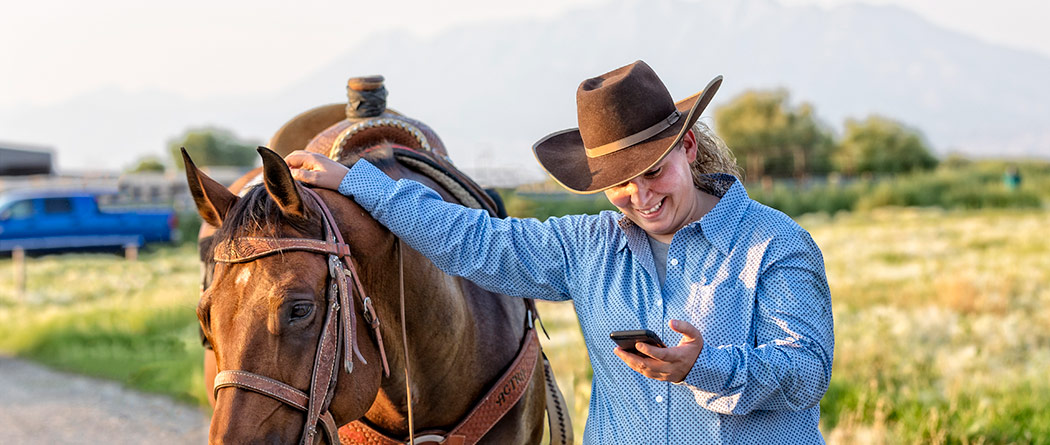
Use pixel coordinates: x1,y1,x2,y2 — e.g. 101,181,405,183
613,319,704,383
284,150,350,190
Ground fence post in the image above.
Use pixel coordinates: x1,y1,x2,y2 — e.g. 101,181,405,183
13,246,26,302
124,243,138,261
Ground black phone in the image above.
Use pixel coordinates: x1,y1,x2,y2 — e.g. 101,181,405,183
609,329,667,354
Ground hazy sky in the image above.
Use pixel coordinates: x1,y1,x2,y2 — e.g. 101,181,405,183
2,0,1047,108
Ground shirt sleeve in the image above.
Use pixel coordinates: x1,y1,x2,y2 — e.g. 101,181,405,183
336,159,577,301
677,230,834,415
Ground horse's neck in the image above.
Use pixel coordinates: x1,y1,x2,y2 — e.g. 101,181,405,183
347,160,527,432
364,245,525,433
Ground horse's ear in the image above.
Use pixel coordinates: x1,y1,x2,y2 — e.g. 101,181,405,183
258,146,307,219
182,148,238,227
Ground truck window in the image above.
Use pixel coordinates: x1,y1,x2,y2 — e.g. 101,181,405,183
43,197,74,214
0,200,34,220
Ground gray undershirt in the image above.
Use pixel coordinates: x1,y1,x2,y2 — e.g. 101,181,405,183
647,235,670,285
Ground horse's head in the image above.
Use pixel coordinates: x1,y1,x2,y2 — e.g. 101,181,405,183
185,147,384,444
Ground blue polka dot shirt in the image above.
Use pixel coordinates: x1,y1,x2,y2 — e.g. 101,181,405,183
340,160,834,445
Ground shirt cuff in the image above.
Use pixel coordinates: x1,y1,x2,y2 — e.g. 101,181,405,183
337,159,397,212
677,343,734,392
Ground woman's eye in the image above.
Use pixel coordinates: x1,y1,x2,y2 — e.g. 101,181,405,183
290,303,313,320
644,168,662,178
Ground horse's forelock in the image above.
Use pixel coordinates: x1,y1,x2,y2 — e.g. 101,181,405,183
214,183,324,244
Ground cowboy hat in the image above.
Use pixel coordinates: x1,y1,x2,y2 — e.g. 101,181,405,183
532,60,722,194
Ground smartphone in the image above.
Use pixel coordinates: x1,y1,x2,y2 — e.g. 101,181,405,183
609,329,667,354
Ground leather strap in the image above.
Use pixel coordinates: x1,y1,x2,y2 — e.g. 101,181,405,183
542,354,573,445
446,327,540,443
213,370,342,445
585,109,681,158
213,236,351,263
342,326,541,444
214,370,309,411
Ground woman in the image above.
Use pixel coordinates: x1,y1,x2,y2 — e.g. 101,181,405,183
287,60,833,444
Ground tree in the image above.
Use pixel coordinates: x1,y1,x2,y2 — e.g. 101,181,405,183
714,89,834,180
834,115,937,175
126,156,166,173
168,127,259,170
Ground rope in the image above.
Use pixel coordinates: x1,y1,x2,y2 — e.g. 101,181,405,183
398,239,416,444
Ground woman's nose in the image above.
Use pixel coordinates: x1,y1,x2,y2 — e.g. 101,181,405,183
607,181,637,205
627,180,650,206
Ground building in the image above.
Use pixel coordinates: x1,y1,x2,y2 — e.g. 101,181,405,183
0,141,53,176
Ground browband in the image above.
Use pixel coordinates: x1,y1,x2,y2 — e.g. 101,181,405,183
214,236,352,263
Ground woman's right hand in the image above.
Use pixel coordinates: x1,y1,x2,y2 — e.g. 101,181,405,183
284,150,350,191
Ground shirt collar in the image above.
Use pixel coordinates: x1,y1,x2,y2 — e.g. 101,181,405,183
615,174,748,256
697,174,750,256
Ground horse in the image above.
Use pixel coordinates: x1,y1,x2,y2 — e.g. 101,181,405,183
188,76,571,444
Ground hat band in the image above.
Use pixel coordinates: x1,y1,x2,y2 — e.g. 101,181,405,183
584,110,681,158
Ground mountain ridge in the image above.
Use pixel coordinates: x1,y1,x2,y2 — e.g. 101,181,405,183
2,0,1046,173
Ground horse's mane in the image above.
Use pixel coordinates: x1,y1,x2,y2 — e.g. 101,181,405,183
214,142,403,246
214,184,323,244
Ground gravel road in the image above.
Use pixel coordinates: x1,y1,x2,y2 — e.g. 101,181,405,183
0,355,209,444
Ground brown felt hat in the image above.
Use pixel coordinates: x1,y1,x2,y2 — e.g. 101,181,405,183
533,60,722,194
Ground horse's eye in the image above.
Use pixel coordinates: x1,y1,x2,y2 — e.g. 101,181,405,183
290,303,314,321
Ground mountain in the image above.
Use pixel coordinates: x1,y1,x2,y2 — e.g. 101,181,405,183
2,0,1048,177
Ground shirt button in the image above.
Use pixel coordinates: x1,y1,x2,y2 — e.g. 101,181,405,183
655,395,664,403
669,258,679,266
655,299,662,306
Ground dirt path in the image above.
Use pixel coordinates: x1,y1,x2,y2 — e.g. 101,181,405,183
0,355,208,444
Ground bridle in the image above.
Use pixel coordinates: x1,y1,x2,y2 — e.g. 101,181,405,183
204,183,564,445
210,186,390,445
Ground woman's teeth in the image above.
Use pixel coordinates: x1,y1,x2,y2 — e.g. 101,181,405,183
639,199,663,215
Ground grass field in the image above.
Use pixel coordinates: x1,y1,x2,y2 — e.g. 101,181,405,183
2,207,1049,443
0,245,207,407
537,207,1050,444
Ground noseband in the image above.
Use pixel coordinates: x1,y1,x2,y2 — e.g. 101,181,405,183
210,186,389,445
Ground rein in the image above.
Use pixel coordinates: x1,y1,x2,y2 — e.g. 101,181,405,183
211,187,390,445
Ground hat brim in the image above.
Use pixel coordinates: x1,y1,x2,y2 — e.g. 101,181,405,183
533,75,723,194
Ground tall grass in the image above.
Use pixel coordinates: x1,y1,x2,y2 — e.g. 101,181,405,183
3,207,1050,443
537,208,1050,444
501,160,1050,220
0,246,206,407
748,160,1047,217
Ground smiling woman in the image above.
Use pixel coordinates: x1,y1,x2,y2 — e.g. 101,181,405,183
290,60,834,444
602,134,719,244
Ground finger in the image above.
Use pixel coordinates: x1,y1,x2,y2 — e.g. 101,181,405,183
635,342,670,361
283,151,308,168
669,319,702,344
615,347,679,381
613,347,651,374
290,168,319,184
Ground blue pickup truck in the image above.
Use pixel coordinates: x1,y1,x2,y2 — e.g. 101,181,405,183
0,189,178,253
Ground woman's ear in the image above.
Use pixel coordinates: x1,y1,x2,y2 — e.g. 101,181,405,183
681,130,699,163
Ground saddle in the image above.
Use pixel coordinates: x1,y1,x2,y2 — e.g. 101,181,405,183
269,75,501,218
268,76,571,445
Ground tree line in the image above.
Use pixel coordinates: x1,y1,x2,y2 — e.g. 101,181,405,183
714,89,936,180
131,89,937,181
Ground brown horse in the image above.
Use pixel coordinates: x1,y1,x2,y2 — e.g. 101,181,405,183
187,142,561,443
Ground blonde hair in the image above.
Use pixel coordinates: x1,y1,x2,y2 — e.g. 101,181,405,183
689,121,743,191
